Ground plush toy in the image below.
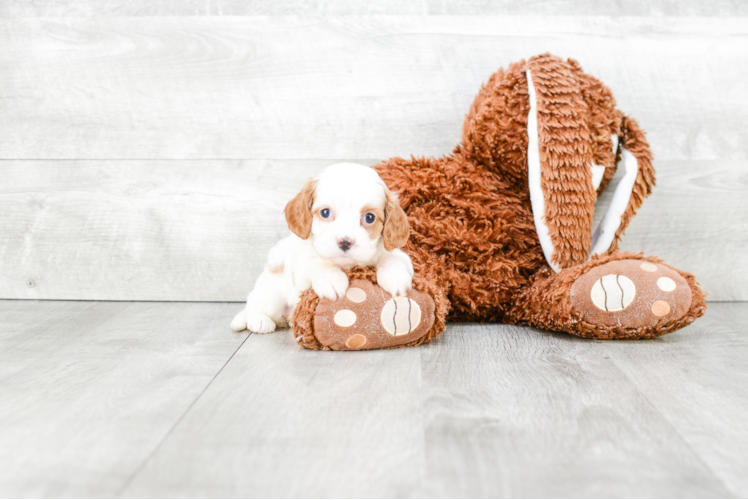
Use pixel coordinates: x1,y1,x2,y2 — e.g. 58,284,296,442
292,53,706,350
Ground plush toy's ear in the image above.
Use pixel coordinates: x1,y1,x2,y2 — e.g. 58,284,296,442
382,187,409,251
284,179,317,239
525,55,596,272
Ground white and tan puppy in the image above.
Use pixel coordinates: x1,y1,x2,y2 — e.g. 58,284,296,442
231,163,414,334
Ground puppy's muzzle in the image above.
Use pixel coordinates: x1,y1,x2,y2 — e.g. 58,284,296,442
338,238,354,252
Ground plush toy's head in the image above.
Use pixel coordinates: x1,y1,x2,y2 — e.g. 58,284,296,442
284,163,409,266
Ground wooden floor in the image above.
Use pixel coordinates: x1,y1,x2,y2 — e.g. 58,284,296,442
0,300,746,498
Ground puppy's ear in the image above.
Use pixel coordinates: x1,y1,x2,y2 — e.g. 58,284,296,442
284,179,316,239
382,186,409,251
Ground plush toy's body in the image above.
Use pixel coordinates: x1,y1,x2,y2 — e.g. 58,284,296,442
293,53,706,350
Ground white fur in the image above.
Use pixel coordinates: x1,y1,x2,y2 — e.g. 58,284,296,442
231,163,414,334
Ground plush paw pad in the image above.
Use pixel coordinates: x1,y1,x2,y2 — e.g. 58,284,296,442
313,280,435,350
589,274,636,311
570,259,692,329
380,297,422,336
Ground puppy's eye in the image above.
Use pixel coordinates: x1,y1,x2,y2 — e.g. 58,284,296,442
364,213,376,224
320,208,331,219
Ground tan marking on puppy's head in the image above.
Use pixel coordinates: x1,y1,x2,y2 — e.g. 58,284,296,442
382,187,409,251
284,179,317,239
360,205,385,240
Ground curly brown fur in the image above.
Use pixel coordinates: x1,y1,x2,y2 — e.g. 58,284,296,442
377,154,546,321
567,57,623,195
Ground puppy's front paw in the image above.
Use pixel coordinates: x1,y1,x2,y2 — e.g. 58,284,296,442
377,266,413,297
246,312,277,334
230,310,247,331
312,270,349,300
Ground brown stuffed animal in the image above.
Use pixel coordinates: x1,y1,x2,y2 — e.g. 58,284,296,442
292,53,706,350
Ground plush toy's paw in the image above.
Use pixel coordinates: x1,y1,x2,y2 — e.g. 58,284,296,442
570,259,693,330
312,279,435,350
245,312,277,334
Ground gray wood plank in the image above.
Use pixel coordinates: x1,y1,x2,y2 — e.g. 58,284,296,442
121,306,748,497
0,159,336,301
601,303,748,498
1,301,746,497
0,17,746,161
418,323,734,498
1,159,743,301
3,0,747,16
119,326,426,498
0,300,248,497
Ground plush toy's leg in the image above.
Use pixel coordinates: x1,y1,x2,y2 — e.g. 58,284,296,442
291,267,449,351
504,252,706,340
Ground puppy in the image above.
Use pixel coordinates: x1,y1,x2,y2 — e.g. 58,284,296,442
231,163,414,334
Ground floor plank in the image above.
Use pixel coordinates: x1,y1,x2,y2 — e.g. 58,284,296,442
0,17,746,161
602,303,748,498
0,300,248,498
120,327,425,498
1,300,746,497
418,323,733,498
3,0,747,17
0,159,341,302
1,159,743,302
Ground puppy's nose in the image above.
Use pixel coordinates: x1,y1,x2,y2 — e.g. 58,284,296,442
338,238,354,252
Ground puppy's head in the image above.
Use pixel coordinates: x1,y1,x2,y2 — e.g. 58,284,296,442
284,163,408,264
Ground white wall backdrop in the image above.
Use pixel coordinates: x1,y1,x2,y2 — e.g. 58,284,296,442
1,2,746,301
